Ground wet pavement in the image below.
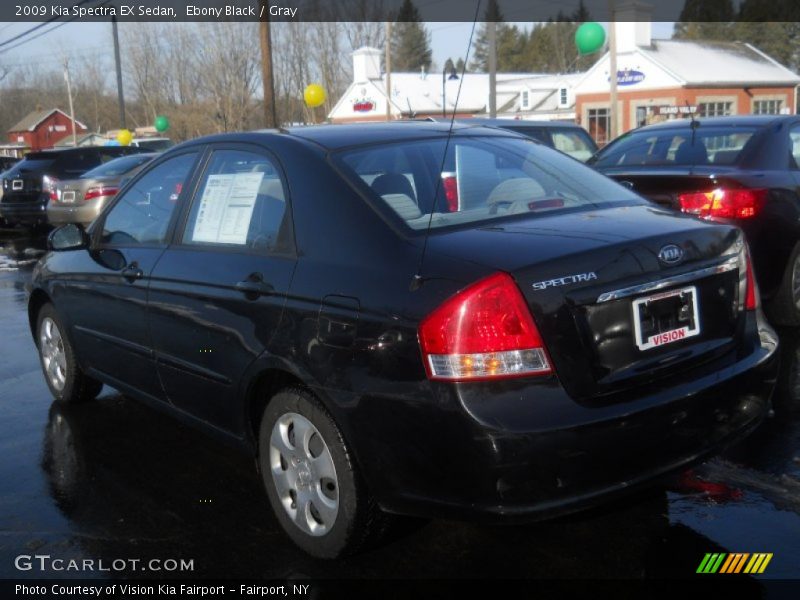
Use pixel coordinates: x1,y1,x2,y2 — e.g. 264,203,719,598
1,228,799,584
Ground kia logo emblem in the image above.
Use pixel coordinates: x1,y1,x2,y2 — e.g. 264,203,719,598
658,244,684,265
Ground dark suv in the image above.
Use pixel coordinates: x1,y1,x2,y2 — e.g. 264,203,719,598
0,146,143,227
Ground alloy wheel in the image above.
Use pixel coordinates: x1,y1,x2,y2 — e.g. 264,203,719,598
39,317,67,392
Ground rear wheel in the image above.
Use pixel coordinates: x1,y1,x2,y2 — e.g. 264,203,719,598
36,304,102,403
768,242,800,327
258,387,392,558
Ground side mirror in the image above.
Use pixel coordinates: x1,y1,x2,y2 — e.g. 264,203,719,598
48,223,89,252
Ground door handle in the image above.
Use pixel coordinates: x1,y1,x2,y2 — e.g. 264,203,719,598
235,272,273,298
121,262,144,283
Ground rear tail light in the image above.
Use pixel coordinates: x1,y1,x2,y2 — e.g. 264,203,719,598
679,188,767,219
418,272,552,381
737,241,759,311
42,175,59,203
84,186,119,200
441,172,458,212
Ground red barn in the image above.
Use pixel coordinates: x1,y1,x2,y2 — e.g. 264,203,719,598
7,109,88,152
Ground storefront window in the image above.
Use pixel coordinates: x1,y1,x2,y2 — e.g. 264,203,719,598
587,108,610,144
698,102,732,117
753,99,783,115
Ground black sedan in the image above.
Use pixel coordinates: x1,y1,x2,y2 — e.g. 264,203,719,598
28,123,778,558
589,115,800,325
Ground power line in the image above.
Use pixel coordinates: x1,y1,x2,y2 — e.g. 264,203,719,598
0,0,100,52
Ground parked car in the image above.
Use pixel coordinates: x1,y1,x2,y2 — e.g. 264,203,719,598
131,137,174,151
443,117,599,162
0,146,145,228
29,123,778,559
588,115,800,325
48,153,158,226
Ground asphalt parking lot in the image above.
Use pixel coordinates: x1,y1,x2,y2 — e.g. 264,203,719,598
1,228,799,586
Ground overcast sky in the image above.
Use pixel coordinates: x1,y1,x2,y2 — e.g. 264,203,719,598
0,21,676,77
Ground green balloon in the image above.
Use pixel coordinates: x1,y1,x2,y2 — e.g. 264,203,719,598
575,22,606,55
154,115,170,132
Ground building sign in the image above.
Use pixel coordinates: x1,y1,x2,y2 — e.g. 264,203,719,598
657,105,698,115
617,69,645,86
352,98,375,113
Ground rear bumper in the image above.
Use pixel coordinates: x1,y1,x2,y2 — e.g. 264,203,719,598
0,202,48,225
339,319,779,521
47,202,103,226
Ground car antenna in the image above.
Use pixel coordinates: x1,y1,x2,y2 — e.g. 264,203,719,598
411,0,482,291
686,100,699,143
406,98,417,119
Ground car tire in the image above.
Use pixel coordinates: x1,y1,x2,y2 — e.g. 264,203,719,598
36,303,103,403
768,242,800,327
258,387,392,559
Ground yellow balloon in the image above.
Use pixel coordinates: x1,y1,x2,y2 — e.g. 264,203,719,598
304,84,326,108
116,129,133,146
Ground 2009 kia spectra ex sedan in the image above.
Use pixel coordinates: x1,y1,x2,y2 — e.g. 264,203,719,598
28,123,778,558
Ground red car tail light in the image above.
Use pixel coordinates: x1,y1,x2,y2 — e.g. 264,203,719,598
745,245,758,310
42,175,59,203
736,241,759,311
678,188,767,219
418,272,552,381
441,172,459,212
84,186,119,201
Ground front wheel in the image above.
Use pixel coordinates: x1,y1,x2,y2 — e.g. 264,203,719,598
36,304,102,403
258,387,391,558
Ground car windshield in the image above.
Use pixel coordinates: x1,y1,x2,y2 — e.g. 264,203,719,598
81,154,154,178
592,126,759,168
336,136,643,231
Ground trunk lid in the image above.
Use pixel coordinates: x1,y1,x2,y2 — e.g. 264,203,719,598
426,204,746,401
601,166,740,210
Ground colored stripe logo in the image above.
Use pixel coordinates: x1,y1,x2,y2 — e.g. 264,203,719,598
697,553,773,574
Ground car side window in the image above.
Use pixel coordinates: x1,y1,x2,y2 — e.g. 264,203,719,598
100,152,197,246
550,130,595,162
789,125,800,169
181,149,289,253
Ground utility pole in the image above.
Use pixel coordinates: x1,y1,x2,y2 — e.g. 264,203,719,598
608,1,618,142
63,57,78,146
259,0,278,128
111,16,126,129
488,21,497,118
385,21,392,122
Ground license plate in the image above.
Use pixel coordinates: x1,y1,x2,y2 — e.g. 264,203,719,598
12,179,23,191
632,286,700,351
61,191,76,203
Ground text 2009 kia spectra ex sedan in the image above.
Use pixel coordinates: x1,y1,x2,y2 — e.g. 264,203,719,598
28,123,778,558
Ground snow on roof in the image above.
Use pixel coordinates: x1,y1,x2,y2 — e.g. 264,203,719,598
639,39,800,86
372,71,536,114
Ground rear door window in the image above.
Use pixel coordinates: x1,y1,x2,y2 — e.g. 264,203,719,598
181,149,290,253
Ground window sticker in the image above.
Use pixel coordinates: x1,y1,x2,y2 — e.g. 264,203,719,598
191,172,264,245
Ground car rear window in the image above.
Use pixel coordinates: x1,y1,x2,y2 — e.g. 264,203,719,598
335,136,643,231
2,155,56,178
592,126,758,168
81,154,154,178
